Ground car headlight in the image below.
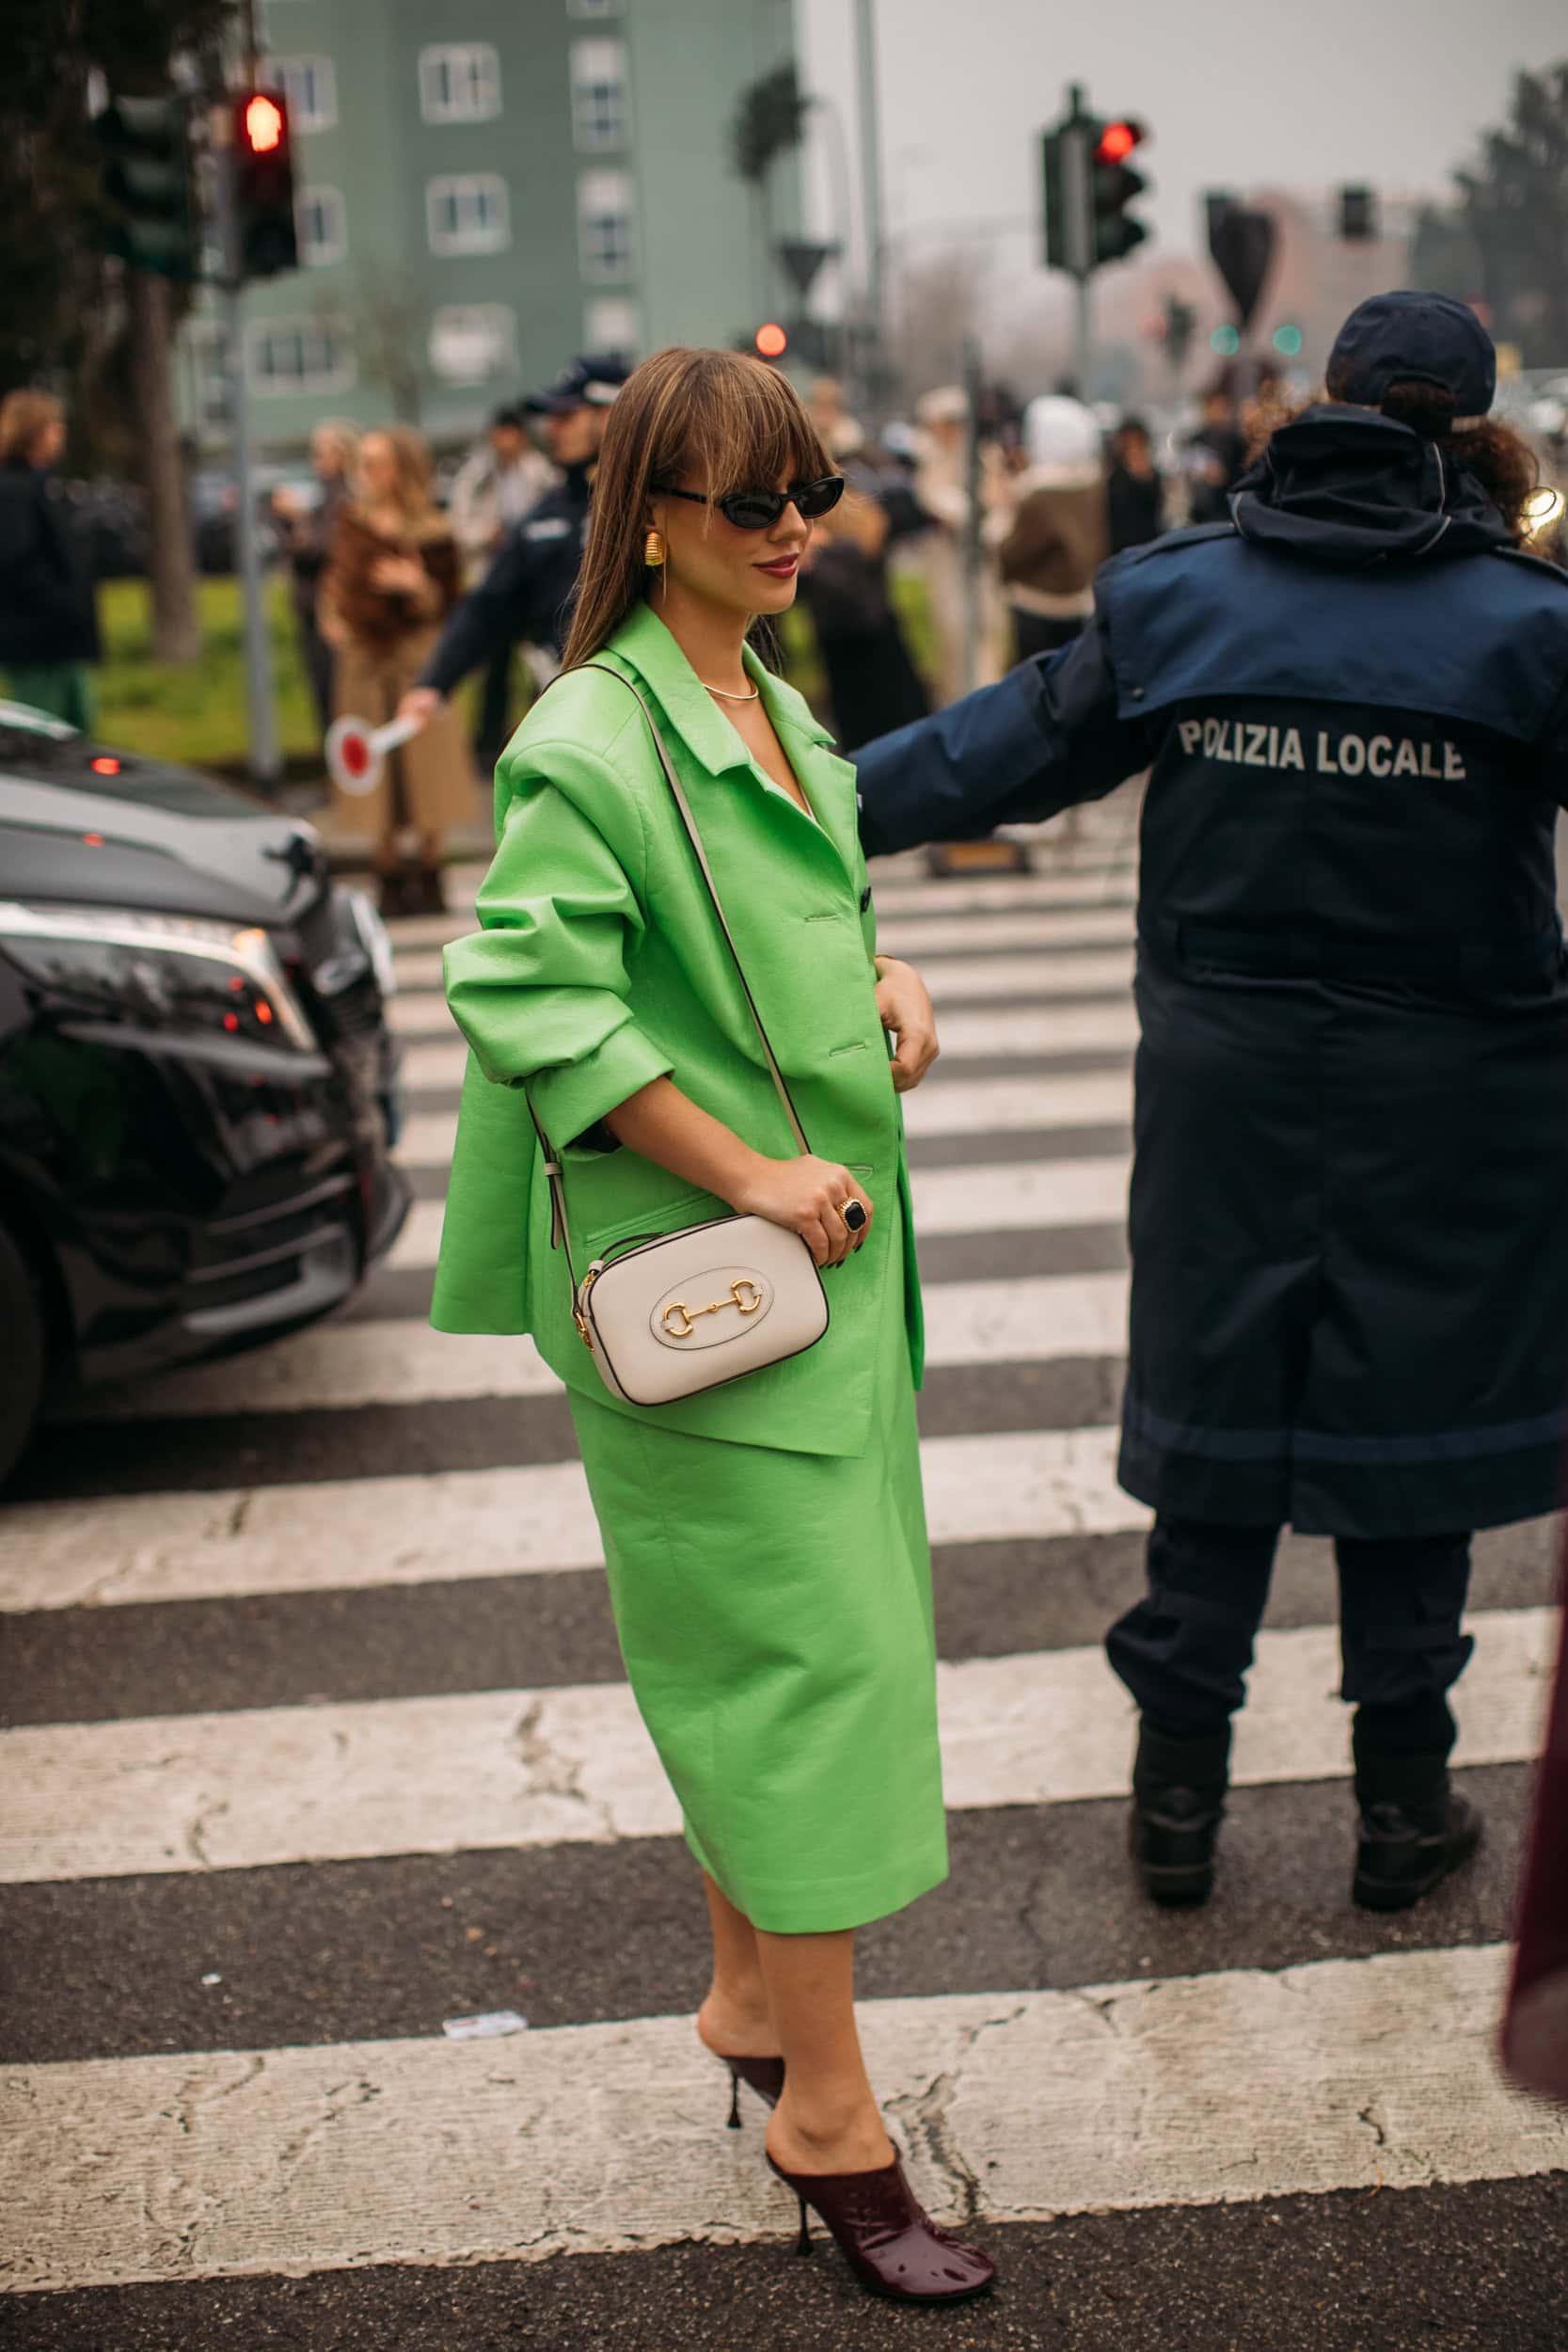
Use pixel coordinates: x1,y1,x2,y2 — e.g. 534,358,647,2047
310,886,396,1002
0,901,318,1051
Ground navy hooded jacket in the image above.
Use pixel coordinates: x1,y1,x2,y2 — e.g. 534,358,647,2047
854,407,1568,1537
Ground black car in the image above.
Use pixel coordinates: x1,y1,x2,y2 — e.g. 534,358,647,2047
0,701,410,1482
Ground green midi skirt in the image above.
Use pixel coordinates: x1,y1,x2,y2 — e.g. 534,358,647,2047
568,1218,948,1934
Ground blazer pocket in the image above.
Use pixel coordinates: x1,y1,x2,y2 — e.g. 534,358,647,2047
589,1185,728,1253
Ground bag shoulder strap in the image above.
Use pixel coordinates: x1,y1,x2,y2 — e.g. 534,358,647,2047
576,663,809,1154
525,659,812,1290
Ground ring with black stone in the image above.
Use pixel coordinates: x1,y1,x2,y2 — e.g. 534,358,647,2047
842,1199,868,1233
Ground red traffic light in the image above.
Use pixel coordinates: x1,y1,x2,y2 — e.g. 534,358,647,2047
754,323,788,359
1095,119,1144,164
241,92,285,153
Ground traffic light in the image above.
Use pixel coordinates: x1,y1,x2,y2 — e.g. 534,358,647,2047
95,94,198,278
233,88,298,280
1163,294,1198,371
753,323,788,359
1040,121,1075,273
1041,96,1151,278
1090,119,1148,264
1338,184,1378,242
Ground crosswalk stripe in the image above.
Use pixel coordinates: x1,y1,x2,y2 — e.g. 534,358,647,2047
0,1427,1139,1613
67,1273,1131,1422
6,1942,1563,2292
2,1606,1552,1883
395,1001,1138,1091
382,866,1139,956
386,949,1136,1040
386,1155,1132,1272
388,907,1141,993
393,1070,1133,1171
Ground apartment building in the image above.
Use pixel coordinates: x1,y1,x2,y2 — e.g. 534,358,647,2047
182,0,800,452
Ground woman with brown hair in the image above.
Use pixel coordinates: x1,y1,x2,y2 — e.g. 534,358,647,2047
432,347,995,2305
0,389,100,730
321,423,473,914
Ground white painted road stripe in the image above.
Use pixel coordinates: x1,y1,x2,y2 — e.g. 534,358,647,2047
390,907,1139,991
383,867,1139,955
387,1156,1132,1271
1,1607,1552,1882
397,1002,1138,1089
0,1426,1140,1613
72,1273,1131,1422
394,1069,1133,1170
5,1943,1562,2291
387,949,1135,1036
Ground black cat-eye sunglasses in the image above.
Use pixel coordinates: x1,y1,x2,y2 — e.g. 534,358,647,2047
657,476,847,532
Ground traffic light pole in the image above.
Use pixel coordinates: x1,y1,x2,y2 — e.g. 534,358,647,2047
1058,87,1096,395
210,129,281,796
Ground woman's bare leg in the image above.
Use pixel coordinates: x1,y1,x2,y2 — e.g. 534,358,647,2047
756,1926,893,2175
694,1872,776,2059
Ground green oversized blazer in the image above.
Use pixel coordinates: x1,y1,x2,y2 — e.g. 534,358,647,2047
431,599,925,1458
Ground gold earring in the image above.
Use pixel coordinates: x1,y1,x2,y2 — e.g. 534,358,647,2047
643,528,666,568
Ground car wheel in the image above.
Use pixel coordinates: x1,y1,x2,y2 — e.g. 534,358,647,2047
0,1222,46,1486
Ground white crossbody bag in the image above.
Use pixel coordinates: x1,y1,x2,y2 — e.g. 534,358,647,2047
525,665,831,1408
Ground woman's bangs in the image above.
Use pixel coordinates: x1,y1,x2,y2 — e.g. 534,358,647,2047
685,363,832,499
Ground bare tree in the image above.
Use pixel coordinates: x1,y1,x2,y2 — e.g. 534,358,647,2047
889,249,985,398
320,262,423,424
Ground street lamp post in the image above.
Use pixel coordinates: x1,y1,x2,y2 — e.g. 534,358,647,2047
853,0,887,412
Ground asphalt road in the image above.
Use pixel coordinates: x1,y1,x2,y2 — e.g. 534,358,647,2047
5,801,1566,2349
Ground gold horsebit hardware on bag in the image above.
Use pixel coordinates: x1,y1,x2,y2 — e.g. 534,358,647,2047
661,1279,765,1341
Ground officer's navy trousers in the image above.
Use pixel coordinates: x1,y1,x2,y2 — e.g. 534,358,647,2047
1106,1517,1475,1757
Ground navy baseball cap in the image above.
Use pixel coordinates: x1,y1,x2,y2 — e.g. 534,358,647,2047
524,354,631,415
1328,292,1496,422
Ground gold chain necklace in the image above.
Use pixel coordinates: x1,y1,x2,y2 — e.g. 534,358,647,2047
699,679,760,703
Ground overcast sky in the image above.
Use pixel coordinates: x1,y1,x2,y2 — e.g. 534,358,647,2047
796,0,1566,280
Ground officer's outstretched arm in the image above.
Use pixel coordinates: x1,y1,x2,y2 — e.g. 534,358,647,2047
854,607,1148,860
418,526,538,702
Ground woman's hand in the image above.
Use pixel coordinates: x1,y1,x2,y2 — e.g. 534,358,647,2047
729,1153,873,1269
370,552,426,596
874,957,940,1091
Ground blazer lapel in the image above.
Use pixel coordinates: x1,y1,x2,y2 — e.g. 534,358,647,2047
604,602,860,884
752,656,862,884
603,602,752,781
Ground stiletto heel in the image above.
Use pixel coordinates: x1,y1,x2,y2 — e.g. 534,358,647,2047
766,2152,995,2305
719,2053,786,2127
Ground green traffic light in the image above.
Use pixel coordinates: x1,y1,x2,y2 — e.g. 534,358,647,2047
1272,323,1304,357
1210,325,1240,357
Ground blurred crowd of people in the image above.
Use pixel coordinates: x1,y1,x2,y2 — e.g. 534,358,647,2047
4,348,1563,926
790,369,1289,750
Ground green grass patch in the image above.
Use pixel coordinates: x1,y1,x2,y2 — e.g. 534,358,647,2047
97,575,321,772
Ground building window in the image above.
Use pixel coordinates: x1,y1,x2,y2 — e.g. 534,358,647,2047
583,296,641,358
249,319,354,395
419,43,501,122
570,38,630,150
276,56,337,132
577,169,636,282
429,304,517,384
295,185,346,265
426,173,511,255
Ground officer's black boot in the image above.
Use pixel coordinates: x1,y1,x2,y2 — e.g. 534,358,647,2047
1130,1720,1232,1906
1351,1728,1482,1913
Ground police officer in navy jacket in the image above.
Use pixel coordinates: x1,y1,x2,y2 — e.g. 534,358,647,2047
854,294,1568,1915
